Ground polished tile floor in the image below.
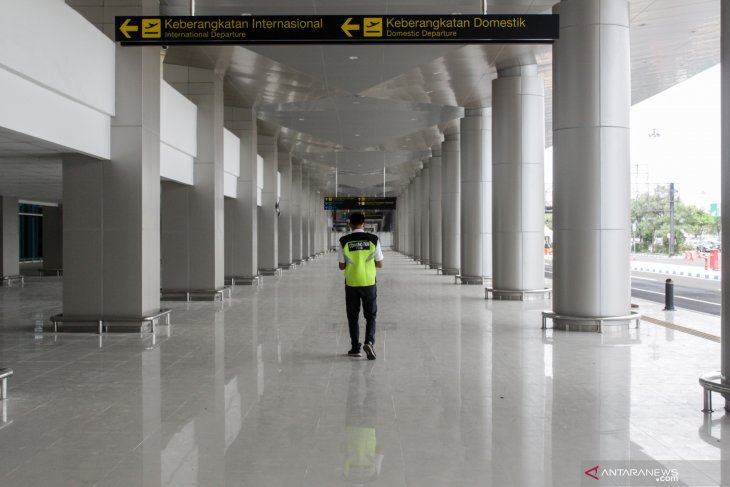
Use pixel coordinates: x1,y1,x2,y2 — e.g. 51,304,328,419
1,251,729,486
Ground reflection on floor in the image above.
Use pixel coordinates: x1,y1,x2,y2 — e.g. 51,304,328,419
0,251,729,486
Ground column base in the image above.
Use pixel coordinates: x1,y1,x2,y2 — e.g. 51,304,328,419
429,263,441,270
228,276,261,286
281,263,296,270
50,309,172,334
486,288,552,301
260,268,283,276
39,268,63,276
161,287,232,301
541,311,641,333
438,268,459,276
292,260,304,266
454,275,483,285
1,275,24,287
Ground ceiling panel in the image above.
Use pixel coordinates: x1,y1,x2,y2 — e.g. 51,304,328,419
7,0,719,199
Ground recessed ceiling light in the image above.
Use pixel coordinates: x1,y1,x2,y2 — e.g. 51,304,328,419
349,55,359,60
298,118,305,121
353,101,360,105
354,134,361,137
405,138,411,141
410,118,417,121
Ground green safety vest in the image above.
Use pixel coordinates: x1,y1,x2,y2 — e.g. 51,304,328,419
340,232,379,287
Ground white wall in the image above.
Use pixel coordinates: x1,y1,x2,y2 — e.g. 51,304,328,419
0,0,115,158
224,129,240,198
160,81,196,185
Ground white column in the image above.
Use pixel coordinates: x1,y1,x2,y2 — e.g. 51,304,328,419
721,0,730,408
0,197,19,277
460,108,492,281
63,16,160,317
302,171,311,259
420,162,430,265
413,172,422,261
441,131,461,275
310,189,317,255
161,67,224,291
278,150,292,268
492,65,545,294
552,0,631,324
291,160,303,263
409,181,417,258
257,134,278,271
429,147,443,269
225,107,258,280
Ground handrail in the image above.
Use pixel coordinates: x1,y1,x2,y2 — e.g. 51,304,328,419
0,368,13,400
50,309,172,334
699,372,730,413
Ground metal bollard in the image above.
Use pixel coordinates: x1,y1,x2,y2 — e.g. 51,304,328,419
663,278,675,311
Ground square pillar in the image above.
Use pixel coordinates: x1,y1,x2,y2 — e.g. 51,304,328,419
225,107,258,279
0,197,19,277
257,134,278,271
161,67,225,291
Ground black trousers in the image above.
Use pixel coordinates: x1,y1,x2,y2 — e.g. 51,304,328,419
345,285,377,349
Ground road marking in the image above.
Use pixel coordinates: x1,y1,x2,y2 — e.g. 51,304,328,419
633,276,659,282
632,288,720,306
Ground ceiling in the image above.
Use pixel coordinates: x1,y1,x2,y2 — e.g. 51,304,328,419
0,0,721,203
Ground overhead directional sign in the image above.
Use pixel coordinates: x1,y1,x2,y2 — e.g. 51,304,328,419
115,15,558,45
324,197,397,211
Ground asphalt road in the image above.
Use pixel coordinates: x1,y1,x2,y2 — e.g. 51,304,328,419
545,265,721,316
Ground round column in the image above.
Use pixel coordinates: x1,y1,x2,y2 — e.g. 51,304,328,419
460,108,492,282
429,147,443,269
420,162,430,265
441,132,461,275
553,0,631,327
400,186,411,256
413,171,422,262
492,65,546,297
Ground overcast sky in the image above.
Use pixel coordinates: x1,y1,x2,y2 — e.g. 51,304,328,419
545,64,721,211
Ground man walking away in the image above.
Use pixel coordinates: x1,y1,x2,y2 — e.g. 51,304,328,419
338,212,384,360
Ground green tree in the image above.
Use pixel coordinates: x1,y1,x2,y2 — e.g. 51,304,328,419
631,186,719,254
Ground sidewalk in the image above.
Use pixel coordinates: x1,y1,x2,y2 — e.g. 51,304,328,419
545,254,721,281
630,255,721,281
633,297,721,342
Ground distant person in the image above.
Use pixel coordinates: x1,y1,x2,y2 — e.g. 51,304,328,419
338,212,384,360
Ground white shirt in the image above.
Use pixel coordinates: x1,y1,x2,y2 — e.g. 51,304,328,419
338,229,384,263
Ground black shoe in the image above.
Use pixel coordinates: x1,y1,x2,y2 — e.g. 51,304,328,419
363,343,376,360
347,348,362,357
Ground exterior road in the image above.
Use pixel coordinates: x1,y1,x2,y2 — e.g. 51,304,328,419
545,265,721,316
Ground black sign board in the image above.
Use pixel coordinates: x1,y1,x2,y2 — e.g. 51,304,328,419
324,197,396,210
115,15,558,45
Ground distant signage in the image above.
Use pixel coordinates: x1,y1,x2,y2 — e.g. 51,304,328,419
710,203,720,217
324,197,396,210
115,15,558,45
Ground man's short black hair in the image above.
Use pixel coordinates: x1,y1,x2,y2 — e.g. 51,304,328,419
349,212,365,226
